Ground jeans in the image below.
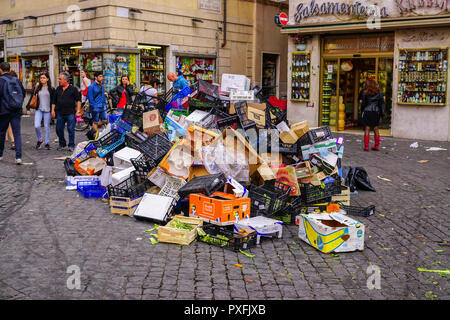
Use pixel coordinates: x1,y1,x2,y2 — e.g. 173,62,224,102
35,109,51,145
0,113,22,159
56,113,76,149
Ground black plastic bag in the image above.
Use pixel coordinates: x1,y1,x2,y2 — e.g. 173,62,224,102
342,166,376,192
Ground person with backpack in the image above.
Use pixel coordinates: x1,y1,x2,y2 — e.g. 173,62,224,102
86,71,108,133
26,72,56,150
0,62,26,164
52,72,82,152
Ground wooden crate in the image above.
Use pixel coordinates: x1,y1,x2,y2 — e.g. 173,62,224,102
109,196,143,208
158,215,203,245
331,185,350,206
110,204,139,216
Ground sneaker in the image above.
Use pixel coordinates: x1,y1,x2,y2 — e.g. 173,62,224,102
36,140,43,149
57,146,66,151
15,158,22,165
45,144,51,150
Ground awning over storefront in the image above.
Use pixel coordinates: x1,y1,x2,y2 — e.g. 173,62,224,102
281,14,450,34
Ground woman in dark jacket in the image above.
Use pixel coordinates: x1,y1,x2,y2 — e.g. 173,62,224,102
360,79,385,151
109,75,135,111
26,72,56,150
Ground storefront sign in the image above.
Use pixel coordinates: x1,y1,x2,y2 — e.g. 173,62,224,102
395,0,449,14
199,0,221,12
294,0,389,24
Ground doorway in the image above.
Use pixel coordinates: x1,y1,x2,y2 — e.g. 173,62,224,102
321,56,393,132
262,53,279,97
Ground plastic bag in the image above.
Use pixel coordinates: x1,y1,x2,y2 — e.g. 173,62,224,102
200,142,250,183
342,166,376,192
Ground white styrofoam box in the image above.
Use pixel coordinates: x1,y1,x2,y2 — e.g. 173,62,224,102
221,74,251,93
229,90,254,101
111,166,136,186
112,147,142,170
234,216,283,244
66,175,100,190
133,193,175,223
185,110,210,127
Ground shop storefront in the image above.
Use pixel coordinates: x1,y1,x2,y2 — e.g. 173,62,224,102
22,51,51,90
283,0,450,141
58,44,81,88
319,34,394,131
175,53,216,86
6,56,22,81
139,44,166,94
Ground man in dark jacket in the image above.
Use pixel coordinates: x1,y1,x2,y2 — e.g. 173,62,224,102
0,62,26,164
51,72,81,152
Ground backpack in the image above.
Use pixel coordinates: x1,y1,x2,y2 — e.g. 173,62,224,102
1,75,24,112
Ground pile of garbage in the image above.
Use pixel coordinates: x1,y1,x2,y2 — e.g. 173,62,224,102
64,74,375,254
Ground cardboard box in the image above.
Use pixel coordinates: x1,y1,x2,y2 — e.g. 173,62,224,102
276,166,300,196
143,109,163,136
298,212,365,253
291,120,309,138
188,165,210,182
247,103,267,127
331,185,351,205
280,130,299,144
189,192,251,226
221,73,251,93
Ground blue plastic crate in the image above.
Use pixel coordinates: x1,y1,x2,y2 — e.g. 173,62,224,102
96,134,126,158
108,114,122,124
77,180,107,198
112,119,133,134
71,142,97,163
165,86,192,111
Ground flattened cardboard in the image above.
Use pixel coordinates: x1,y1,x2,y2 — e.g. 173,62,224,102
276,166,300,196
298,212,365,253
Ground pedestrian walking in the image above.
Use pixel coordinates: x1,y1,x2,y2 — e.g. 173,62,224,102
80,69,92,105
0,62,26,164
110,75,134,112
360,79,385,151
26,72,55,150
139,78,160,110
86,71,108,132
52,72,82,152
167,72,189,92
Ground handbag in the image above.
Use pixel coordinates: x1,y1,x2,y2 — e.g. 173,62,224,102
29,87,38,109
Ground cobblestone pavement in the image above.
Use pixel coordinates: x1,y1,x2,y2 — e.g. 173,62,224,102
0,115,449,301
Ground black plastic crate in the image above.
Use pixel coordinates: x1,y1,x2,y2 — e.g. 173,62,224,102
122,105,143,128
64,158,80,176
93,130,124,150
340,204,376,218
107,170,152,199
194,80,220,103
300,175,341,204
249,180,291,217
198,224,257,252
136,133,173,164
233,101,257,131
217,115,240,131
130,154,156,175
178,173,227,199
297,126,334,147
